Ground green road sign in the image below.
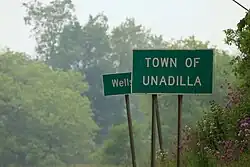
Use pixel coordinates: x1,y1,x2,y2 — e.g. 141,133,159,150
132,49,214,94
102,72,131,96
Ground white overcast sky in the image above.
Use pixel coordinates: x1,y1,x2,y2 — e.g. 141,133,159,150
0,0,249,55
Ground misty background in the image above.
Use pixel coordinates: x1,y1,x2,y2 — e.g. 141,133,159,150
1,0,249,54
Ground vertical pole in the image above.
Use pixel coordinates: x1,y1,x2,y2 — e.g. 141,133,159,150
151,94,157,167
125,95,137,167
155,94,164,151
177,95,183,167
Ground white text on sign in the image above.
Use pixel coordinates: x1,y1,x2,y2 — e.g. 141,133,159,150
143,57,202,87
142,76,201,86
144,57,200,68
112,78,131,88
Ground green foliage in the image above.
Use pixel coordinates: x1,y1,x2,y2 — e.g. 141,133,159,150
23,0,126,146
95,122,149,166
99,123,131,166
23,0,77,62
224,12,250,88
0,51,97,166
197,101,229,150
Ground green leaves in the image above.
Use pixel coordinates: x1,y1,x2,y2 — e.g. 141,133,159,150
0,51,97,166
23,0,77,62
225,12,250,89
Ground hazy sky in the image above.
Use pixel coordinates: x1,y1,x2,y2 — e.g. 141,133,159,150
0,0,249,55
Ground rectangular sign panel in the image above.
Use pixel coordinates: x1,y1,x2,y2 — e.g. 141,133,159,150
132,49,214,94
102,72,131,96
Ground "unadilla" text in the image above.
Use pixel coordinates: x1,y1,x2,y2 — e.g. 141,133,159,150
142,75,202,86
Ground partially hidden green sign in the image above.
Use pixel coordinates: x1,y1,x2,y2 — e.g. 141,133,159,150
102,72,131,96
132,49,214,94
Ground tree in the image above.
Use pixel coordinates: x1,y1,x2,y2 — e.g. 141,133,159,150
98,122,148,166
0,51,97,166
23,0,77,62
23,1,126,145
110,18,167,122
224,12,250,88
110,17,166,72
